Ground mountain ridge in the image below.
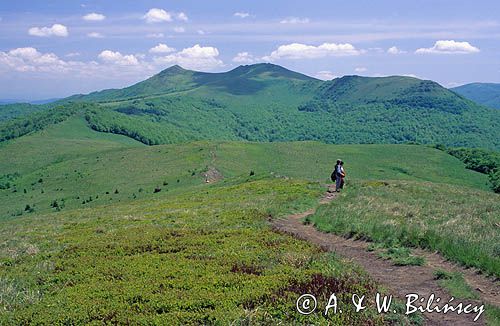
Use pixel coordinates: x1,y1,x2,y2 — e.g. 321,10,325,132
451,82,500,109
1,63,499,149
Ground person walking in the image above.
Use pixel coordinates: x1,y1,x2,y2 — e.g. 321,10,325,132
339,160,346,190
332,159,346,192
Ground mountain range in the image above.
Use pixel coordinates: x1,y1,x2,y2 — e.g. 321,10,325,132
451,82,500,110
1,63,499,149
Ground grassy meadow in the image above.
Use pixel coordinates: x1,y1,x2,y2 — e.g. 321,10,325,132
0,119,491,219
306,180,500,277
0,115,498,323
0,177,419,324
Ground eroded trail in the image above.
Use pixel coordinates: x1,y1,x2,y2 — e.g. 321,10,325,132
272,185,499,325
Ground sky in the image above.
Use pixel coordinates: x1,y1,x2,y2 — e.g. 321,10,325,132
0,0,499,100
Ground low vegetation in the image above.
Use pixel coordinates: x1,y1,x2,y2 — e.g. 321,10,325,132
0,178,415,324
306,180,500,277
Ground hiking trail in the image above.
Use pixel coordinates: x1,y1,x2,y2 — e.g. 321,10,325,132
272,185,499,325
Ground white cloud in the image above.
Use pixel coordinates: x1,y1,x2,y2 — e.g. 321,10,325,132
143,8,172,23
66,52,80,58
387,46,405,54
87,32,104,38
149,43,175,54
355,67,367,73
0,47,70,72
197,30,206,35
415,40,480,54
173,26,185,33
0,47,155,81
83,13,106,21
234,12,250,18
146,33,164,38
98,50,139,66
232,52,257,63
314,70,337,80
264,42,361,60
177,12,188,21
28,24,68,37
153,44,223,71
280,17,310,24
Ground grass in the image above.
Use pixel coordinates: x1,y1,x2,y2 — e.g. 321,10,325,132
0,177,415,325
378,247,425,266
0,118,498,322
306,180,500,277
433,269,479,300
433,269,500,326
1,135,490,219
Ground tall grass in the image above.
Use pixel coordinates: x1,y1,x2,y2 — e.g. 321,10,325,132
307,180,500,277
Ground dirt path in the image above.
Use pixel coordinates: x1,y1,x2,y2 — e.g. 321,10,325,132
272,185,499,325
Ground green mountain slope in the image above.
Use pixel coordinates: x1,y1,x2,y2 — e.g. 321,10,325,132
0,103,50,122
451,82,500,109
65,63,318,103
2,63,499,149
0,124,490,219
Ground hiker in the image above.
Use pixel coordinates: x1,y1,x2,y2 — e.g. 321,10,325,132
339,161,346,190
331,159,346,192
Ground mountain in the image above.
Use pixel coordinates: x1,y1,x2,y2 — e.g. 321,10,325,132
0,103,51,122
451,83,500,109
0,98,60,105
65,63,318,103
1,63,499,149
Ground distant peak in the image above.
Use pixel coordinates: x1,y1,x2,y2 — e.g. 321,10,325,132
159,64,189,75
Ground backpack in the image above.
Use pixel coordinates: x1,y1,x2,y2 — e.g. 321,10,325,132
330,165,339,182
330,169,336,182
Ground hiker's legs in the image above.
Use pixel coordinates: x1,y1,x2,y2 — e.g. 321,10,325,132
340,177,345,189
335,176,341,191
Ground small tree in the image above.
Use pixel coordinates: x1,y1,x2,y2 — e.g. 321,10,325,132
51,200,59,209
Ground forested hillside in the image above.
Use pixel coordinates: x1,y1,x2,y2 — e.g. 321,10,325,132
1,63,499,149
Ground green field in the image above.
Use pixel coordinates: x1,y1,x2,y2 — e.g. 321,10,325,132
0,114,498,323
0,116,490,219
0,63,499,324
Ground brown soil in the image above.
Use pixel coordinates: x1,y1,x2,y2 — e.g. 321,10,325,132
272,185,499,325
203,167,223,183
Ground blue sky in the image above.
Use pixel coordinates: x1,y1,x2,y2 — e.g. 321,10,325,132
1,0,499,99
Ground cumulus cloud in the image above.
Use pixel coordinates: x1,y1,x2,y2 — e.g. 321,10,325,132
232,52,257,63
264,42,361,60
143,8,172,23
173,26,185,33
355,67,367,73
87,32,104,38
149,43,175,54
415,40,480,54
83,13,106,21
387,46,405,54
146,33,164,38
280,17,310,24
153,44,223,71
314,71,337,80
0,47,68,72
28,24,68,37
143,8,189,23
0,47,155,81
234,12,250,18
98,50,139,66
177,12,188,21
